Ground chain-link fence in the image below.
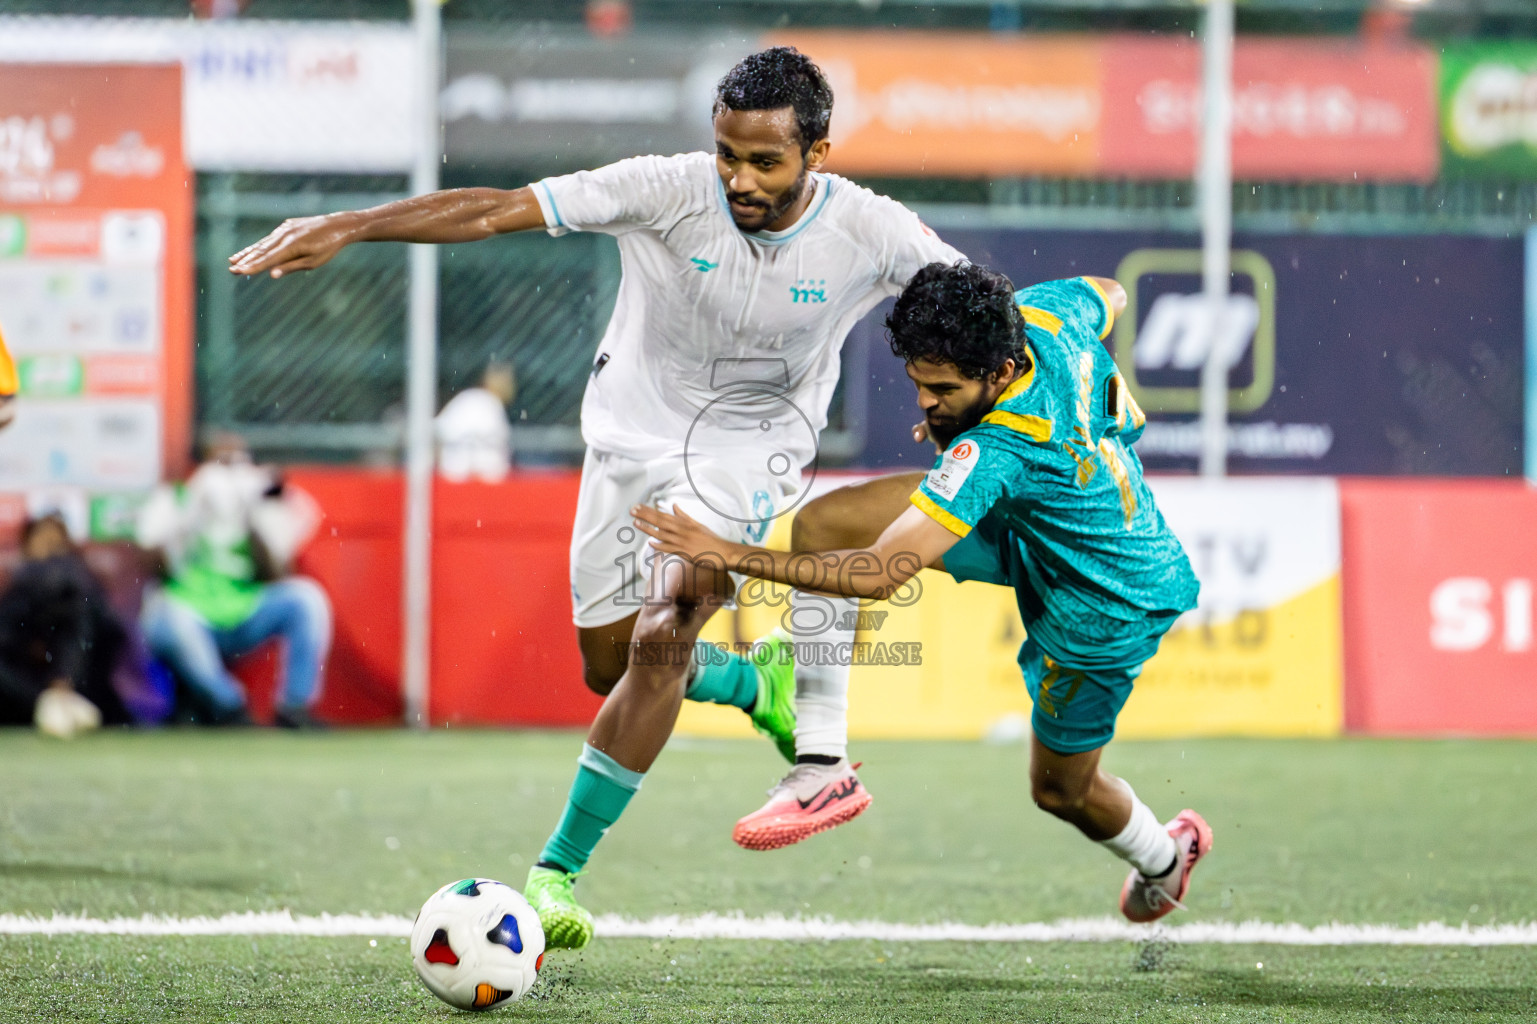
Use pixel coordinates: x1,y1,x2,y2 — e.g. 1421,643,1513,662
195,173,867,467
197,174,622,464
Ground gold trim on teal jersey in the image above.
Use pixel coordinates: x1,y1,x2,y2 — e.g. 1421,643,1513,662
981,408,1053,442
994,348,1037,406
1018,305,1063,336
1081,277,1116,341
910,490,971,538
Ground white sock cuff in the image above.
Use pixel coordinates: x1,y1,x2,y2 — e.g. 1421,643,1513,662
1100,797,1178,878
790,591,857,760
792,693,849,759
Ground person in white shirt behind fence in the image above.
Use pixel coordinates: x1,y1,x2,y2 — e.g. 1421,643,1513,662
437,360,517,483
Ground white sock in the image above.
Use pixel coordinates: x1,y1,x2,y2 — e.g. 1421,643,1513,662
790,591,857,759
1100,794,1178,878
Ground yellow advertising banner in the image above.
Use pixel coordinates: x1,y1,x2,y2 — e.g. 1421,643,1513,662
675,477,1342,742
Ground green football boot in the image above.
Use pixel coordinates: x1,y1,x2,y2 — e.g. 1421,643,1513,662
748,629,797,764
524,865,594,950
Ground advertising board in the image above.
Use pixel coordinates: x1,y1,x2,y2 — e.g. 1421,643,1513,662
855,227,1524,477
1341,480,1537,736
676,476,1342,741
1440,42,1537,180
443,30,755,168
772,32,1436,181
0,17,415,172
0,63,192,488
1102,37,1438,182
766,32,1102,177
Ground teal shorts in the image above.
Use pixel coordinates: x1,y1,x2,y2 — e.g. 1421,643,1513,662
1015,638,1142,755
946,524,1176,755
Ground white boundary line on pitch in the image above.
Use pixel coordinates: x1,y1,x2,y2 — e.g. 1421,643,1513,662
1,912,1535,946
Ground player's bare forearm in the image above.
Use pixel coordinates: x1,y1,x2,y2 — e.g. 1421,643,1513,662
228,186,543,279
692,538,912,601
632,503,955,601
742,544,924,600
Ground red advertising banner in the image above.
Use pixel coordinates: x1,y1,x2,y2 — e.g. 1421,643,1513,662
1341,480,1537,736
0,64,193,484
236,469,595,727
1101,38,1438,182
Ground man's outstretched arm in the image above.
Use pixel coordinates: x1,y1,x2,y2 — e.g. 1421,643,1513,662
632,502,960,601
228,186,546,279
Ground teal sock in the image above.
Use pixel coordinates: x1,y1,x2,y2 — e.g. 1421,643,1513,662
685,642,758,711
538,744,643,875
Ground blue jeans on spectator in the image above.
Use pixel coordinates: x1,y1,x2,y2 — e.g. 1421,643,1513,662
141,577,332,716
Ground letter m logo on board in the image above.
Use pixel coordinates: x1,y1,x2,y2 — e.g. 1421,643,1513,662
1110,249,1277,415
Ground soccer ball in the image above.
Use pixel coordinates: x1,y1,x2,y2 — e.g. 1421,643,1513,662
410,878,546,1010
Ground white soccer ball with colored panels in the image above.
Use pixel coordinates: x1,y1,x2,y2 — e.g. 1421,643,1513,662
410,878,545,1010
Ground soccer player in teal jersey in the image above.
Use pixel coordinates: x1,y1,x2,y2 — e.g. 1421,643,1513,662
636,261,1212,921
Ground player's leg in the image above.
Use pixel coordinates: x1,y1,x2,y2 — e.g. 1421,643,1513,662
665,461,803,760
789,471,928,759
529,549,732,949
576,615,636,696
220,577,333,727
734,472,926,851
569,449,649,696
140,591,250,724
1021,643,1211,922
534,460,777,948
569,450,781,734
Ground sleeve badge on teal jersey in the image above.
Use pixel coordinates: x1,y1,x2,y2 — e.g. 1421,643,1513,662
926,439,980,500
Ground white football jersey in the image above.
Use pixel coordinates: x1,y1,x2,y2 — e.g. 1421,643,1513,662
534,152,963,467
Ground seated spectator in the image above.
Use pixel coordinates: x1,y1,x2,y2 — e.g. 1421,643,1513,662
436,359,516,482
136,434,331,728
0,513,131,736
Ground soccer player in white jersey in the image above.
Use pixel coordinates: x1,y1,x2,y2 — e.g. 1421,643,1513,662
229,47,962,949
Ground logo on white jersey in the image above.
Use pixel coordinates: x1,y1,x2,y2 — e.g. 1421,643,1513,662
926,440,980,501
790,278,827,304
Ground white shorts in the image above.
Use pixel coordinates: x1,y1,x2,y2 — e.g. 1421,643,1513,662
569,447,803,628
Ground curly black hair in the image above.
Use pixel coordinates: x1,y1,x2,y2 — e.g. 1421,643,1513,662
714,47,833,154
886,262,1029,380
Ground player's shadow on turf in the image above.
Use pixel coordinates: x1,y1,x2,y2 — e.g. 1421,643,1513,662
0,859,251,893
1185,968,1537,1015
880,965,1535,1019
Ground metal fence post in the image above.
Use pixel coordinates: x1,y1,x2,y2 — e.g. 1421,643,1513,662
403,0,441,728
1199,0,1235,478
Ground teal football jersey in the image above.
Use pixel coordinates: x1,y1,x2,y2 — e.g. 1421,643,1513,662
911,277,1199,657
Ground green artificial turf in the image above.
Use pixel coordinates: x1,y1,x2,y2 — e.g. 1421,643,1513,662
0,730,1534,1022
1,937,1533,1023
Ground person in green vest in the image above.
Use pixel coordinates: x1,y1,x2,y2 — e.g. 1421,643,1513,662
136,434,330,728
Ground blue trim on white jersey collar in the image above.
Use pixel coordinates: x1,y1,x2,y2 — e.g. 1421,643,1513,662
714,173,834,246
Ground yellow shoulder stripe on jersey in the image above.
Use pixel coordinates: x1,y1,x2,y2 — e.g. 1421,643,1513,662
994,347,1037,404
1018,305,1063,336
0,325,16,397
1081,277,1116,341
981,409,1053,442
909,490,971,538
